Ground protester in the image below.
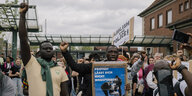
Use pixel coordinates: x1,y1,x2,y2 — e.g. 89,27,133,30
60,42,147,96
9,58,23,96
1,56,14,76
19,3,69,96
152,57,192,96
0,53,5,65
143,57,155,96
130,52,146,96
61,43,122,96
132,66,144,96
0,69,15,96
144,53,163,96
77,53,101,95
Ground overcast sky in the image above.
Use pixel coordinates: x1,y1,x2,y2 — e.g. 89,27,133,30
25,0,154,36
1,0,155,41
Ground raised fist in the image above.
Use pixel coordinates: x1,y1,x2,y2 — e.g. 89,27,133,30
140,51,146,61
60,42,69,52
169,57,181,70
19,3,28,14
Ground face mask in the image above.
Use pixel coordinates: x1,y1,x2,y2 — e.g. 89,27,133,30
154,69,174,96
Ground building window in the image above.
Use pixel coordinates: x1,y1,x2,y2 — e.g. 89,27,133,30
167,10,172,24
185,1,189,10
179,4,184,13
158,14,163,27
150,18,155,30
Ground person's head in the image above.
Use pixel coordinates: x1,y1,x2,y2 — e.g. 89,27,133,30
39,41,54,60
153,60,173,96
149,57,154,65
52,55,56,61
154,60,171,72
15,58,22,66
182,55,188,61
118,55,129,62
176,49,183,57
106,45,118,61
89,53,100,63
163,55,174,61
0,53,4,57
59,57,66,64
58,57,66,68
154,53,163,61
6,56,12,63
130,53,140,64
30,51,35,56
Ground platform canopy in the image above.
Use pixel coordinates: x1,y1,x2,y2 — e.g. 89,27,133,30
28,34,173,47
0,3,41,32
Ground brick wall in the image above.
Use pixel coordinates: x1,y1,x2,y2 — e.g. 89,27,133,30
142,0,192,56
144,0,192,36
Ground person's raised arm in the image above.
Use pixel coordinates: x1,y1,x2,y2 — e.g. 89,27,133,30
170,58,192,96
19,3,31,66
130,51,146,79
60,42,92,74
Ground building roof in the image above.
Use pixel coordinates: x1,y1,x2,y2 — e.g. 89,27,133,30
166,17,192,30
138,0,173,17
146,0,164,11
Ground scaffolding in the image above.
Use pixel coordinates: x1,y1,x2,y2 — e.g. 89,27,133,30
0,3,40,59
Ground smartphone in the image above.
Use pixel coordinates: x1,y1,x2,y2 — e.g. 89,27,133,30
172,30,190,43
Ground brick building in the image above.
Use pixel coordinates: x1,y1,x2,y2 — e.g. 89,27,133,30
138,0,192,56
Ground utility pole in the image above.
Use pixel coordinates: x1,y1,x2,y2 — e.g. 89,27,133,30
45,19,47,35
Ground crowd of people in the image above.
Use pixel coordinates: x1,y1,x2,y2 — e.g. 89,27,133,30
0,3,192,96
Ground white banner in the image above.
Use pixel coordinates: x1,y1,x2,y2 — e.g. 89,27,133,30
113,17,134,47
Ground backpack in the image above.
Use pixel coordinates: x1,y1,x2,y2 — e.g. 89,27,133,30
174,81,183,96
143,64,154,90
3,62,14,69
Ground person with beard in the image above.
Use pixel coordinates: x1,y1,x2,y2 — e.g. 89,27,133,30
19,3,69,96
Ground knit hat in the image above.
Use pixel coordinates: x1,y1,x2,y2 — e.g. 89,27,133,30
118,55,128,61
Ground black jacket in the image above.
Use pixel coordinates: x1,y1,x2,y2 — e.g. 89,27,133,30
62,51,92,96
